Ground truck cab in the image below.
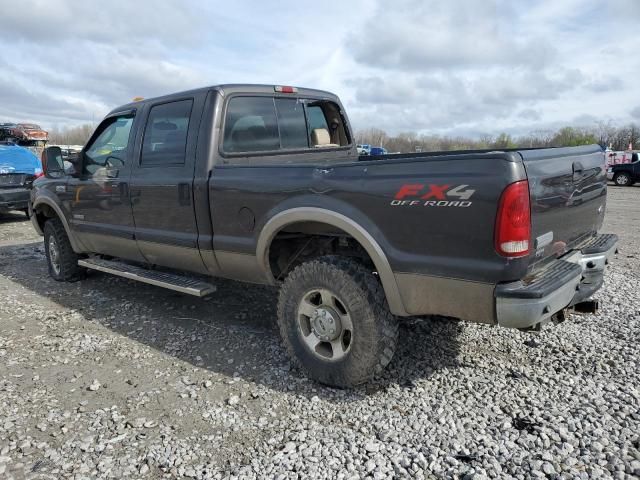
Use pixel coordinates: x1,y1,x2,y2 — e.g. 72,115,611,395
32,85,356,272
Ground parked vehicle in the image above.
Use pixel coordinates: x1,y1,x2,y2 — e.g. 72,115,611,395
0,122,49,157
0,144,42,216
370,146,387,156
31,84,617,387
607,153,639,186
0,123,18,140
357,144,370,155
5,123,48,143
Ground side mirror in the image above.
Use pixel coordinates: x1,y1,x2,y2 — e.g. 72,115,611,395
41,146,65,178
64,152,83,175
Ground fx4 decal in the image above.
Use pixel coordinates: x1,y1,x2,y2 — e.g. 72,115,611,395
390,184,476,207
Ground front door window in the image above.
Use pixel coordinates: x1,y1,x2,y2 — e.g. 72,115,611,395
84,116,134,177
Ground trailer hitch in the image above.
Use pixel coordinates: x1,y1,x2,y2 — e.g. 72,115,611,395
570,299,599,315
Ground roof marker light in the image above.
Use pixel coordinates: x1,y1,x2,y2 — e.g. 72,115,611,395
275,86,298,94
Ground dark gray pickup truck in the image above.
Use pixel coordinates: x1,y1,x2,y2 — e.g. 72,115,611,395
31,84,618,387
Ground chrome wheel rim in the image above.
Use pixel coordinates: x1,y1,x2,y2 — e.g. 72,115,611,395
617,175,629,185
297,288,354,361
48,236,61,275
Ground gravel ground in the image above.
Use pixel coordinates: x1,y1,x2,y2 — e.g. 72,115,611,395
0,187,639,480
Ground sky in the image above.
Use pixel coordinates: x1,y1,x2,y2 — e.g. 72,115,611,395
0,0,639,137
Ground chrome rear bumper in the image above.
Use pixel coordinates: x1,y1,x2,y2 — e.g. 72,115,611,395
495,234,618,329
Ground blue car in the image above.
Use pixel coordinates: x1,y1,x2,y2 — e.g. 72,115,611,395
0,143,42,216
369,146,387,156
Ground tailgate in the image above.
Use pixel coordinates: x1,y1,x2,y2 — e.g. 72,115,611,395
520,145,607,269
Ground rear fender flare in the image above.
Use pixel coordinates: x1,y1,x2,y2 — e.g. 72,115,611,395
256,207,408,316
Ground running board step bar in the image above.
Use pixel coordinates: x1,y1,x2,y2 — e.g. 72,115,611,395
78,258,216,297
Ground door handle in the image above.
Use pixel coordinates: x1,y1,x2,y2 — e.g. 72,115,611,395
178,183,191,206
129,188,141,205
314,167,334,176
572,162,584,182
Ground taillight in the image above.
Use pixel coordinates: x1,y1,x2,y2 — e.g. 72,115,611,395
495,180,531,257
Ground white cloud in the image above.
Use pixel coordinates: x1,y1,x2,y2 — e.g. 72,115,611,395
0,0,638,136
349,0,556,70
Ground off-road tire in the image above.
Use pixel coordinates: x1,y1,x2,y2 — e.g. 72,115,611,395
613,173,630,187
43,217,84,282
277,255,398,387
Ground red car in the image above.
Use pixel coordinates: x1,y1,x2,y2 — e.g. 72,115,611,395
8,123,49,143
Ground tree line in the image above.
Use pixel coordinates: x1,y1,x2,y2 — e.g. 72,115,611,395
355,122,640,152
48,124,96,146
47,121,640,152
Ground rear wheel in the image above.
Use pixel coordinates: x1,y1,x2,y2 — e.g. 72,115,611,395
43,218,84,281
613,172,631,186
277,256,398,387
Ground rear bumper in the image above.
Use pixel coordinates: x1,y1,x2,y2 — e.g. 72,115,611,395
495,233,618,329
0,187,29,211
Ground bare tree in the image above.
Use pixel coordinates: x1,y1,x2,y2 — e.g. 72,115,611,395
48,124,96,146
595,121,617,148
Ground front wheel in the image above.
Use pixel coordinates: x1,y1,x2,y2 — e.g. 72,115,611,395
613,173,631,186
43,218,84,281
277,256,398,387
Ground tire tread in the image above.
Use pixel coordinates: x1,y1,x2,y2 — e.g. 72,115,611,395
277,255,398,386
44,217,84,282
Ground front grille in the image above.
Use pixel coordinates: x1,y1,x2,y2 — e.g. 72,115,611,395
0,174,28,187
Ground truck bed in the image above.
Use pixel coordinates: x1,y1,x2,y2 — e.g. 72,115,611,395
359,144,607,272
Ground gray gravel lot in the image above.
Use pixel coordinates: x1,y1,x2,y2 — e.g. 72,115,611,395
0,186,639,479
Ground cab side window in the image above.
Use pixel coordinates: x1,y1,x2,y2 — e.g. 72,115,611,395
141,100,193,166
84,116,134,176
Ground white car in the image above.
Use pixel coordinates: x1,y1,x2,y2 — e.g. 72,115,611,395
356,144,370,155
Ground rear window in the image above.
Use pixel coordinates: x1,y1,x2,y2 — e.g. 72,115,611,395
222,95,351,154
275,98,308,149
223,97,280,153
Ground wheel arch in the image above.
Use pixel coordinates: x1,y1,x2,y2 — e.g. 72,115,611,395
256,207,408,316
32,198,81,252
